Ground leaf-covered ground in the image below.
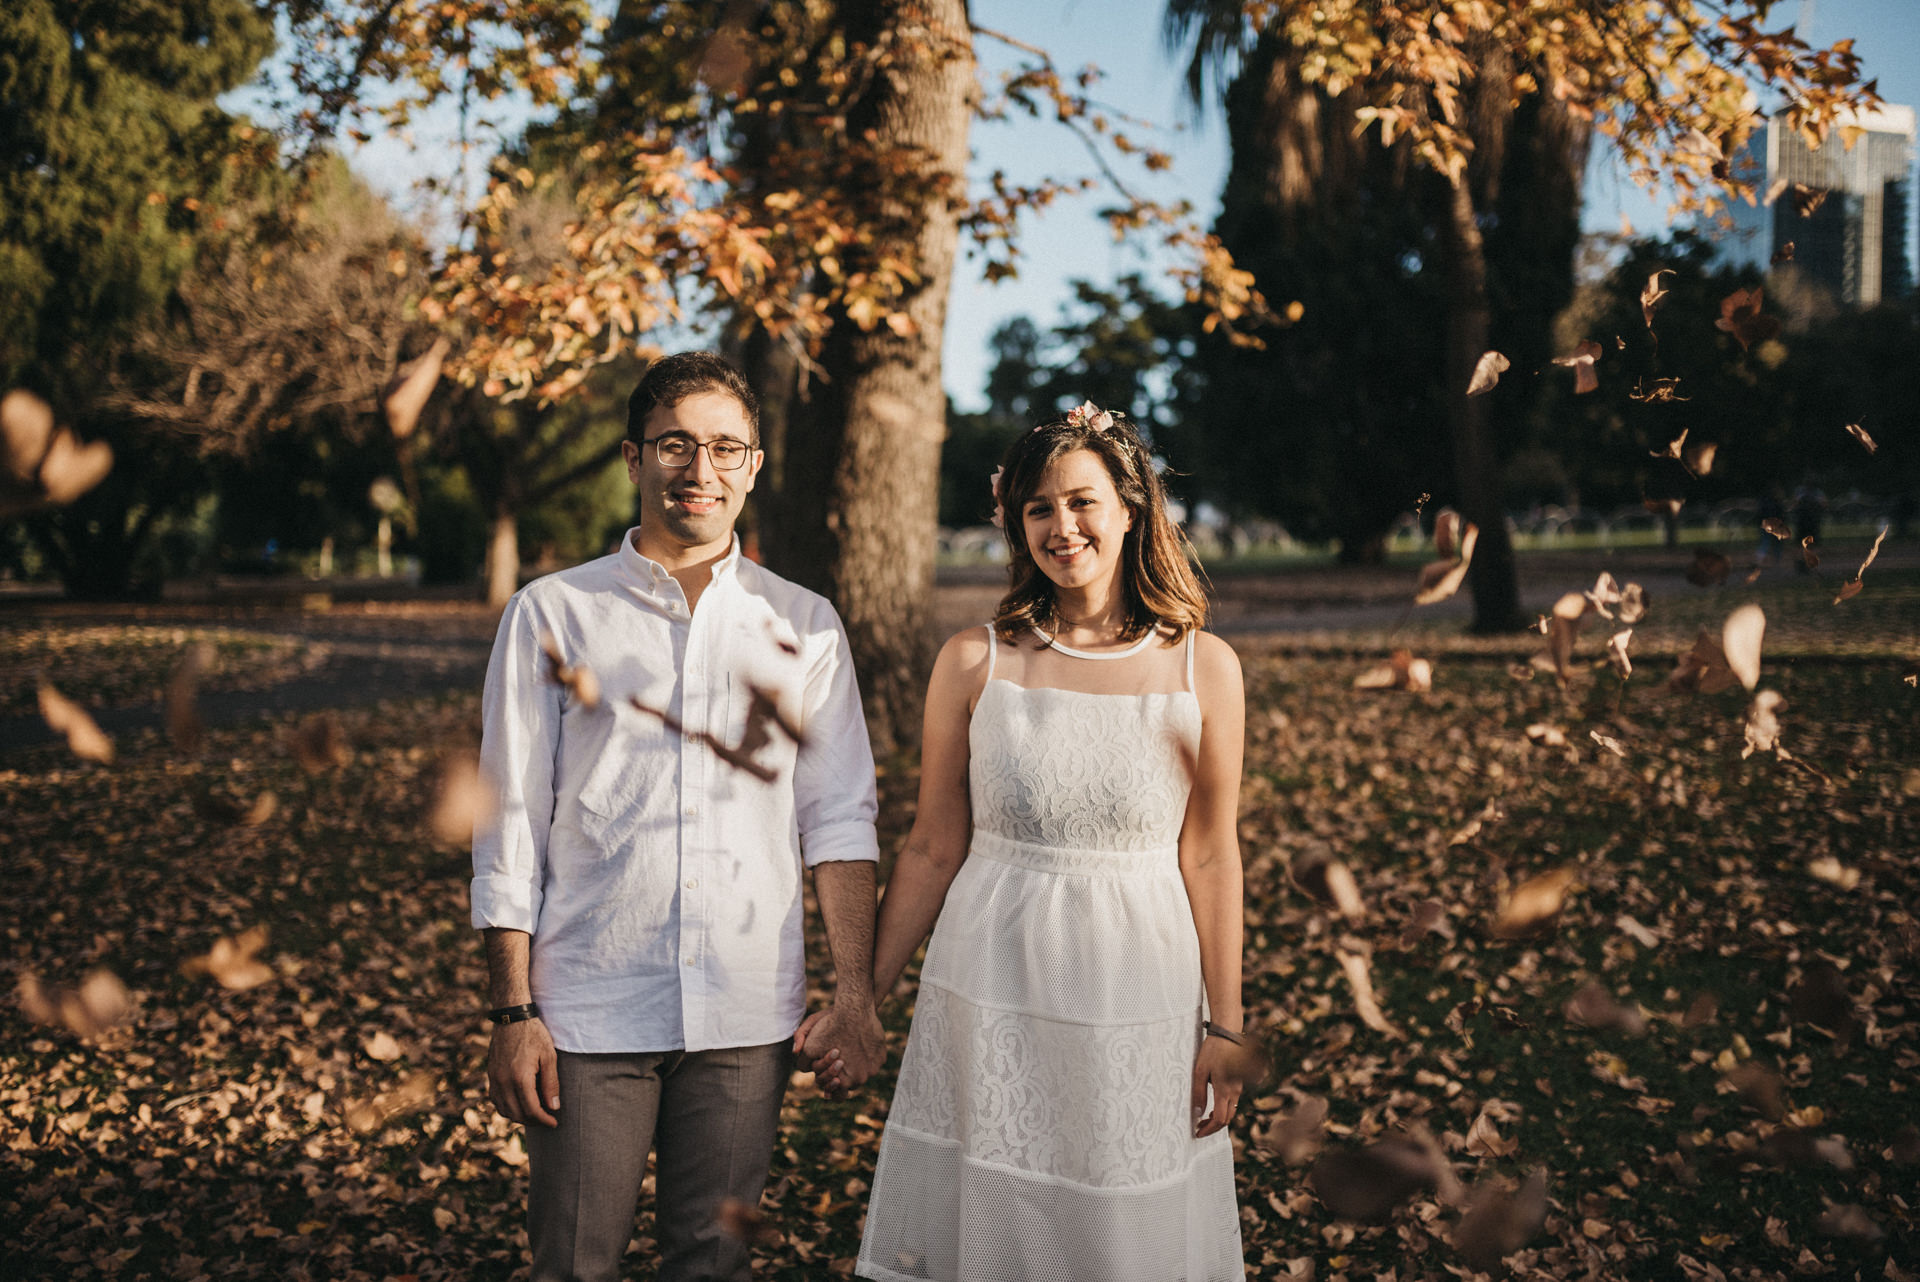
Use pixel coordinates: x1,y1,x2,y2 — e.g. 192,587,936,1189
3,569,1916,1280
0,625,320,714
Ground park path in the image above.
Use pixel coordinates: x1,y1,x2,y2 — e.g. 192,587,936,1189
0,545,1899,756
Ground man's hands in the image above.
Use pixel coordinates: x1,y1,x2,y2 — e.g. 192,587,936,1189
793,1000,885,1099
488,1018,561,1128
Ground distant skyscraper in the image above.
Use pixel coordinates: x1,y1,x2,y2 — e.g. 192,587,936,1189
1715,104,1915,308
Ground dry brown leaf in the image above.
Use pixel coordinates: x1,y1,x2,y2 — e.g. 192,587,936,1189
1715,287,1780,350
344,1070,437,1135
1643,496,1684,519
1682,441,1717,477
1433,508,1462,558
181,926,275,991
1722,604,1765,692
1309,1131,1456,1221
1903,661,1919,688
1787,183,1830,218
1,387,54,485
1629,376,1688,403
1605,631,1633,680
1401,899,1455,948
37,681,114,764
715,1195,784,1247
1464,1104,1521,1158
16,967,133,1038
242,790,279,827
539,632,602,709
1834,526,1891,603
1616,582,1648,625
1833,579,1863,603
1683,993,1720,1028
1564,980,1648,1035
1354,649,1433,693
1801,535,1820,570
1666,630,1738,695
1742,689,1786,758
364,1031,404,1062
1640,269,1675,330
1722,1061,1786,1120
35,426,115,506
1843,422,1877,454
1291,852,1366,919
382,336,450,439
1253,1095,1329,1165
1650,428,1688,460
1336,947,1398,1035
1414,523,1478,606
1552,340,1602,394
1686,549,1731,587
1466,350,1510,396
429,750,495,846
1491,867,1579,940
290,712,353,772
1453,1168,1549,1270
166,641,215,755
1584,572,1623,617
1815,1204,1883,1242
1771,240,1797,264
1524,723,1567,748
1807,857,1860,890
1761,517,1792,540
1589,730,1627,758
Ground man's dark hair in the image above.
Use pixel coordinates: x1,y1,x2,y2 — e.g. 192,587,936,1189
625,351,761,445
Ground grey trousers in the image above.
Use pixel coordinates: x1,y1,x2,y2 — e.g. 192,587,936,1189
526,1042,792,1282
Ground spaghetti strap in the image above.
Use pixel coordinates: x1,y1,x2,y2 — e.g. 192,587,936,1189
983,623,998,683
1185,629,1197,693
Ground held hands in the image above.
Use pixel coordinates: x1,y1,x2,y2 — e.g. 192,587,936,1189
488,1019,561,1128
793,1000,885,1099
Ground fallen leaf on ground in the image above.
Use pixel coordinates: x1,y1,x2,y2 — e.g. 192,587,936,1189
1464,1104,1520,1158
1453,1168,1549,1270
344,1070,437,1135
1666,630,1739,695
1807,857,1860,890
1309,1132,1454,1221
1590,730,1627,758
181,926,275,991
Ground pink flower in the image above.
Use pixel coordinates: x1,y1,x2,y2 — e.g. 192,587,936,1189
1064,400,1114,432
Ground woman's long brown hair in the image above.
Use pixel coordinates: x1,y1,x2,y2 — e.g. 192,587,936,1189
990,409,1209,646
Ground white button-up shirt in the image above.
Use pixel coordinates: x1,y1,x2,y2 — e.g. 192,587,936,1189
470,532,879,1054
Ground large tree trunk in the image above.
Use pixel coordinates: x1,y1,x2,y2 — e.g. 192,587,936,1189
760,0,975,755
1440,175,1526,632
485,511,518,608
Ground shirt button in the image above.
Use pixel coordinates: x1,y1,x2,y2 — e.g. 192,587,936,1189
684,805,698,818
683,954,696,967
685,877,698,890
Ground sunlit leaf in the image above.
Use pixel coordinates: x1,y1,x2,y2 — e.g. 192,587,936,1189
1741,689,1786,758
1640,269,1675,330
181,926,275,991
1551,340,1602,394
1715,288,1780,350
1466,350,1510,396
37,681,114,764
1414,522,1477,605
1722,604,1765,692
1491,866,1579,940
1336,946,1397,1035
382,337,450,439
429,750,494,846
1843,423,1876,454
539,631,602,709
15,967,133,1039
1761,517,1792,540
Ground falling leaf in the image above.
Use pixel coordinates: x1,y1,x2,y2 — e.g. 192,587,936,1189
1401,899,1455,948
630,682,801,783
290,712,352,771
1903,661,1918,688
1721,604,1765,691
344,1070,437,1135
181,926,275,991
1643,497,1684,520
1771,240,1796,264
1806,857,1860,890
1253,1095,1328,1165
1651,428,1688,460
1414,523,1478,606
1605,630,1633,679
716,1196,783,1247
1681,441,1717,477
16,968,133,1039
1336,947,1398,1035
1787,183,1830,218
1525,723,1568,748
429,751,494,846
382,337,449,439
1565,980,1648,1035
539,632,602,709
363,1031,403,1062
1589,730,1627,758
1834,527,1889,604
1685,550,1730,587
242,790,279,827
1761,517,1792,540
1309,1132,1453,1221
1551,340,1603,394
1683,993,1720,1028
1453,1168,1549,1270
1843,423,1876,454
1815,1204,1883,1242
1722,1061,1786,1120
1629,377,1688,403
1789,961,1853,1029
37,681,114,764
1742,689,1786,758
1354,649,1433,692
1291,852,1366,919
166,641,215,755
1,388,54,487
1585,572,1623,618
1715,288,1780,350
1433,508,1462,558
1666,630,1739,695
1640,269,1675,330
1491,867,1579,940
1466,350,1510,396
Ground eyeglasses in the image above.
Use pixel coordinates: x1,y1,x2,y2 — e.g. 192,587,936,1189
643,434,755,471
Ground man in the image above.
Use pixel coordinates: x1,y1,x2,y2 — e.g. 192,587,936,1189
471,351,886,1282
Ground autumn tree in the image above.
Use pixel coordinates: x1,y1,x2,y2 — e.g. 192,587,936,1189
1166,0,1876,626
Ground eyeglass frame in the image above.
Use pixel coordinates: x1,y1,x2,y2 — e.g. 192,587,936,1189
640,432,758,471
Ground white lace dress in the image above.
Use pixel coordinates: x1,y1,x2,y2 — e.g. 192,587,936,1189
856,627,1245,1282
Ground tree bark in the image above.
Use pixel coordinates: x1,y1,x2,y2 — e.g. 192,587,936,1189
760,0,975,755
1439,174,1526,632
485,511,519,608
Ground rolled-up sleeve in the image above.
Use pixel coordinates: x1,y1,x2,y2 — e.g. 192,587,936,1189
792,603,879,868
471,593,561,930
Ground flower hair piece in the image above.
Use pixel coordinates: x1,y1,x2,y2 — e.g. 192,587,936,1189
988,466,1005,528
1061,400,1114,433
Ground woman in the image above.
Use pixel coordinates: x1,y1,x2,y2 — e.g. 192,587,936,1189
809,402,1249,1281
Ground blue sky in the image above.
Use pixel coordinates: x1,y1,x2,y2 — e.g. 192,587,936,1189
344,0,1920,411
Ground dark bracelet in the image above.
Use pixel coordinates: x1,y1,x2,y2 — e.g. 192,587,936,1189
1203,1020,1248,1047
488,1003,541,1025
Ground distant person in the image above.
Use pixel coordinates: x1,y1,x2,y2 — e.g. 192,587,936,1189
471,351,885,1282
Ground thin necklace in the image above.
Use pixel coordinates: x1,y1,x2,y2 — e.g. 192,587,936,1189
1032,625,1157,661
